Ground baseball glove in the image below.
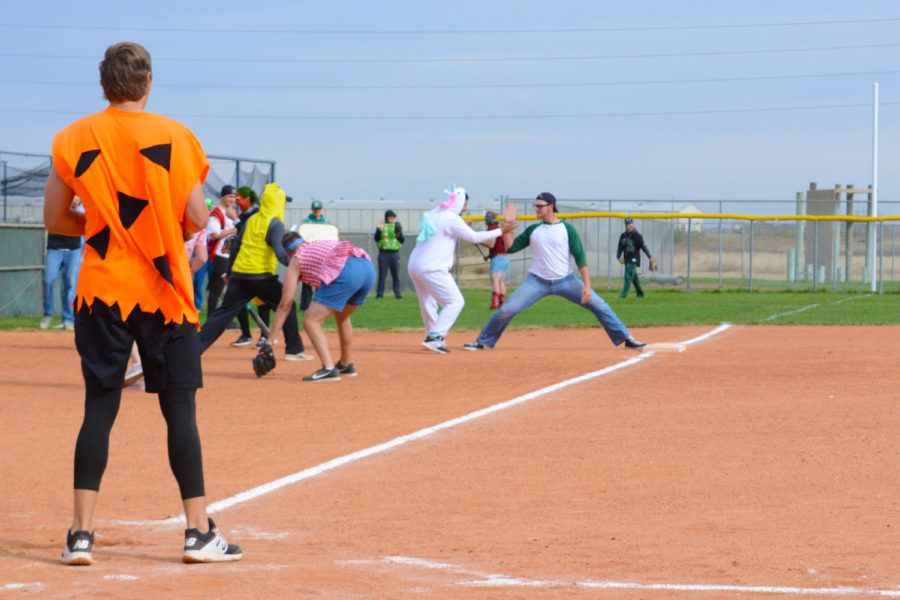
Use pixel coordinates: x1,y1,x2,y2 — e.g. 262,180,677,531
252,343,276,377
649,258,658,272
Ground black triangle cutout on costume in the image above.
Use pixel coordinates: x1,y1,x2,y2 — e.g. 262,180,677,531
117,192,149,229
140,144,171,171
74,149,101,178
152,255,174,288
86,225,110,259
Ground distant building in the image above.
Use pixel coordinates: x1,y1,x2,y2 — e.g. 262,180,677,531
676,203,704,233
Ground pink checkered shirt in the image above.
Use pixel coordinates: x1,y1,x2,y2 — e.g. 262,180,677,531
292,240,371,287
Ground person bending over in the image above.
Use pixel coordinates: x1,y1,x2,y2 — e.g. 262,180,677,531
253,231,375,382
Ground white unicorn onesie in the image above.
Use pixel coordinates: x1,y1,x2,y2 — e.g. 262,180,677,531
407,187,504,354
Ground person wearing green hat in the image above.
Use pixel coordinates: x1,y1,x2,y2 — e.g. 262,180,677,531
298,200,332,309
303,199,330,224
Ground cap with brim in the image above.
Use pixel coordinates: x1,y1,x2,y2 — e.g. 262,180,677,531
536,192,558,213
311,200,323,209
385,210,397,219
625,217,633,224
220,185,236,197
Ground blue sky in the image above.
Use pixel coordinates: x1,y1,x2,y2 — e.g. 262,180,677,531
1,1,898,211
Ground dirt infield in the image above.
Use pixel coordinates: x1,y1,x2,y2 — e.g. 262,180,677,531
1,325,897,599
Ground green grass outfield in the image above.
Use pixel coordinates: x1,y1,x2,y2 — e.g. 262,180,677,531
4,285,898,331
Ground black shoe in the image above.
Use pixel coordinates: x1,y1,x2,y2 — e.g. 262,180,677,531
255,336,267,348
395,294,403,299
462,341,484,351
623,337,646,349
231,335,253,347
61,529,94,566
183,518,242,563
335,361,357,376
302,366,341,382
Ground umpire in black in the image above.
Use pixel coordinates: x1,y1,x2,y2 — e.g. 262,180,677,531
616,216,656,298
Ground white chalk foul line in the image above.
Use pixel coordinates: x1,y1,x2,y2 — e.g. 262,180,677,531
759,294,873,322
361,557,900,597
138,324,730,526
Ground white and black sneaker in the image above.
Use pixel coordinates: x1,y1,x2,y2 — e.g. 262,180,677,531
255,336,267,349
231,335,253,347
623,337,647,349
335,361,357,377
462,341,484,351
61,529,94,566
302,366,341,382
422,335,450,354
183,518,242,563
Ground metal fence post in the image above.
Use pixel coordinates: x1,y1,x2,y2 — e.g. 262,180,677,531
813,221,819,292
749,220,755,292
795,192,806,280
718,200,723,288
607,200,613,289
832,185,841,290
686,218,692,293
1,160,6,223
879,221,884,295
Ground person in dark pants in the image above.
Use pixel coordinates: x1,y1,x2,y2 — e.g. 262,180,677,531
230,186,268,347
198,183,309,360
374,209,404,298
616,216,656,298
44,41,240,565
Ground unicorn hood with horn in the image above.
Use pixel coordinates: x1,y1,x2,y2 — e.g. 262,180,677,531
407,185,507,346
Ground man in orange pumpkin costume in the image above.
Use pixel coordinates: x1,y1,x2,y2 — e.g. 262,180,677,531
44,42,241,565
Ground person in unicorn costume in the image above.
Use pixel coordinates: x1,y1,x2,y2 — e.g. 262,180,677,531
407,187,516,354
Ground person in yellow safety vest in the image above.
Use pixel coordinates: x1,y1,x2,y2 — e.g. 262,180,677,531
374,209,405,298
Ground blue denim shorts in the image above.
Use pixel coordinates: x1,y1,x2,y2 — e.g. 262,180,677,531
489,254,510,273
312,256,376,311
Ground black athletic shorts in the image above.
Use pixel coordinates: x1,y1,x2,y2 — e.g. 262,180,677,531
74,299,203,392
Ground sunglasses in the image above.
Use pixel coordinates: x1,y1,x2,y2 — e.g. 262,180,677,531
534,202,550,209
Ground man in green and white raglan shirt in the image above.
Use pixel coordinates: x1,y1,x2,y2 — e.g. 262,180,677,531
463,192,646,351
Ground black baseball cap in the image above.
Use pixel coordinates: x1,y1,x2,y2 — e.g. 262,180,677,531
220,185,236,197
625,216,634,224
385,210,397,219
536,192,558,213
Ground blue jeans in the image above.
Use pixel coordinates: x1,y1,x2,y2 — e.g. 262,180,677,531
475,272,631,348
43,247,82,323
192,261,209,310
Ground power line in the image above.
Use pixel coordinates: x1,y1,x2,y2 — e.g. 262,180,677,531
4,101,897,121
0,17,898,34
2,42,899,64
3,69,898,90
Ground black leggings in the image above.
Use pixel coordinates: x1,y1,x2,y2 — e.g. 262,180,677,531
73,378,205,500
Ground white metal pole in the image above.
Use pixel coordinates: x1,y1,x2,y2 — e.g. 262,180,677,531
870,83,879,292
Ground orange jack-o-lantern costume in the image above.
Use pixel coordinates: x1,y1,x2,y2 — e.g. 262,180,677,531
52,107,209,325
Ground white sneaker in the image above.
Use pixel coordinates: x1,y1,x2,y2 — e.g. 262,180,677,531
60,529,94,566
182,518,242,563
40,316,52,329
422,335,450,354
284,352,314,361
